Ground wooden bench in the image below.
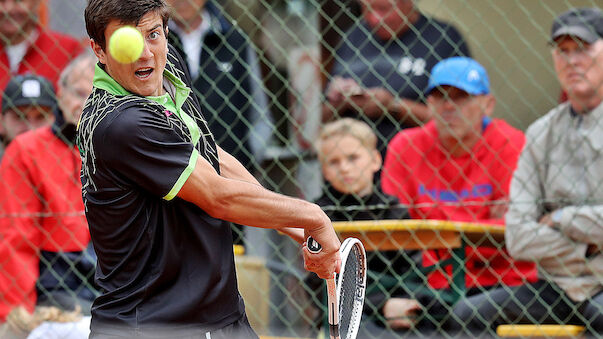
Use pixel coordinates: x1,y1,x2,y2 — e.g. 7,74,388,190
333,219,505,302
497,324,585,337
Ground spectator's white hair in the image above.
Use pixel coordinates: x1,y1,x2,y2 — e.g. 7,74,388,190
58,49,96,90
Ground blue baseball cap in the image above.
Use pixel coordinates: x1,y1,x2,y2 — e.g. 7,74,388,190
426,57,490,96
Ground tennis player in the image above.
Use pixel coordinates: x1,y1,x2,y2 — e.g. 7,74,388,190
79,1,340,338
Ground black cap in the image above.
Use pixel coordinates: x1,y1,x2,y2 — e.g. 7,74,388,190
1,74,56,114
551,7,603,44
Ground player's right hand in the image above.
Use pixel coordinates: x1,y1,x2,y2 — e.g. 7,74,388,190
302,220,341,279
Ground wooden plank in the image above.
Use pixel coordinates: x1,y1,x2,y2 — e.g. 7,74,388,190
333,219,505,250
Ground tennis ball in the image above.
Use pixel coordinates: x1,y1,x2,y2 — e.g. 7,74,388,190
109,26,144,64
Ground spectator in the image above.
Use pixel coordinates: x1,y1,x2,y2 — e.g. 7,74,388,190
0,0,83,95
1,305,89,339
453,8,603,335
0,52,98,321
306,118,416,333
323,0,470,156
381,57,537,329
166,0,273,170
0,75,56,159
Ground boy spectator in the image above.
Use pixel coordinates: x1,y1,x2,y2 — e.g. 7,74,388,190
381,57,537,329
0,53,98,321
323,0,470,156
309,118,417,331
0,74,55,159
0,0,83,93
454,8,603,335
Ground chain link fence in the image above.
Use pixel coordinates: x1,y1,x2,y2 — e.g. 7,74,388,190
0,0,602,338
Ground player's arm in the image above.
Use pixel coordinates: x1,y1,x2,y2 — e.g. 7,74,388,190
178,154,340,278
216,146,306,244
217,145,260,185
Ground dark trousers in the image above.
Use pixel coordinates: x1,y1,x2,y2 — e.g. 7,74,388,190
89,313,258,339
451,280,603,337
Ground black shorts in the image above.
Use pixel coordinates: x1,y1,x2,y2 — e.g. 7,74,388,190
89,313,258,339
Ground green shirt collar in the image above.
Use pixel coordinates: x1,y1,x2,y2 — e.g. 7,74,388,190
92,63,191,110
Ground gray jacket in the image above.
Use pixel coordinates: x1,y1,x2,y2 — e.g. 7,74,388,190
505,101,603,302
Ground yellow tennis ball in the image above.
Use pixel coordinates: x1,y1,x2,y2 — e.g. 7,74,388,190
109,26,144,64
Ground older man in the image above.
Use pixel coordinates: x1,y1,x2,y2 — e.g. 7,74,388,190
381,56,535,331
0,52,98,321
81,0,340,337
454,7,603,335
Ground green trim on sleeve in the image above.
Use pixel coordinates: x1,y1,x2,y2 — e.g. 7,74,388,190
163,148,199,201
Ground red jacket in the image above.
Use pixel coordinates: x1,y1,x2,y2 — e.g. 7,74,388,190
382,119,537,289
0,27,82,93
0,126,89,320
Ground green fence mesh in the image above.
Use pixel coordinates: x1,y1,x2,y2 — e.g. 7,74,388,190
0,0,602,338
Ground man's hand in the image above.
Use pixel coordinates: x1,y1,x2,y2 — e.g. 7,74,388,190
302,219,341,279
326,76,363,104
383,297,422,329
349,87,395,119
539,209,562,229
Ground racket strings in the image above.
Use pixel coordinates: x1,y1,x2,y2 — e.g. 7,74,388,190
339,245,364,338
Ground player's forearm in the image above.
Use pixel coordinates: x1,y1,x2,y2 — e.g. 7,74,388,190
280,227,305,244
212,181,329,232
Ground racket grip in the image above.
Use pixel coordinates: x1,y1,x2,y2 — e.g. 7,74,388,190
306,236,322,253
326,275,339,339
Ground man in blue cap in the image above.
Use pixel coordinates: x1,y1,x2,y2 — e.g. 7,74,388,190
378,56,535,332
453,7,603,336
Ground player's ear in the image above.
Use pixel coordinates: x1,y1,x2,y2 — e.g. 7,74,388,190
90,38,107,65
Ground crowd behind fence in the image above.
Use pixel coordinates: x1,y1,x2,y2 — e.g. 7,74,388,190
0,0,602,338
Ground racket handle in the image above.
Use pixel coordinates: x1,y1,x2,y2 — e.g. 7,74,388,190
306,236,322,253
326,275,340,339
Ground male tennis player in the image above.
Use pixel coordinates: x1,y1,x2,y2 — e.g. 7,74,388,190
79,1,340,338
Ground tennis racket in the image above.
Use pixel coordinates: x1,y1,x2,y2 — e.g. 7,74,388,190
307,236,367,339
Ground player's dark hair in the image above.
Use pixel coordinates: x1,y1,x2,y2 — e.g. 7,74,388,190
85,0,170,51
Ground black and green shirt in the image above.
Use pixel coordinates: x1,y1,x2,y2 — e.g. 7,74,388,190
77,46,245,335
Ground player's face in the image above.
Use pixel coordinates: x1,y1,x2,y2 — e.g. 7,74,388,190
2,105,53,141
320,135,381,197
429,86,494,147
0,0,40,44
93,11,168,97
361,0,417,40
57,59,95,125
552,37,603,106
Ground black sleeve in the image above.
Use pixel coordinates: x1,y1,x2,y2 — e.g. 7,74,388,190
446,23,471,57
97,104,196,198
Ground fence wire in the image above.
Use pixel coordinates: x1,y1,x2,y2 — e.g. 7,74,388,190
0,0,602,338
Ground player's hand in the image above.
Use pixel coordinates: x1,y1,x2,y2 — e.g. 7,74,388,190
383,298,422,329
302,220,341,279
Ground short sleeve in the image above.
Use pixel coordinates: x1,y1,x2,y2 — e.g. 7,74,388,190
96,105,198,200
